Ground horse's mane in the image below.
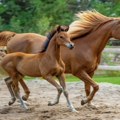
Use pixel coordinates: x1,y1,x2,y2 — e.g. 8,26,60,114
40,27,57,52
68,10,113,39
0,31,16,46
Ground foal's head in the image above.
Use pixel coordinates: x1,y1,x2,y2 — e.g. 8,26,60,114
41,26,74,53
55,26,74,49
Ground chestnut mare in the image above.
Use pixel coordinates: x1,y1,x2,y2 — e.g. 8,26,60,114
1,10,120,107
1,25,76,111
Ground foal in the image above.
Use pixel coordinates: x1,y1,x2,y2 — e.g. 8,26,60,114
1,25,76,112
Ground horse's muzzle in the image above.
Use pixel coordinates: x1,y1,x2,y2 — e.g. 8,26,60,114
66,43,74,49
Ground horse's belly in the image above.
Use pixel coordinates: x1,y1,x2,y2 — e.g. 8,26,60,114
17,62,41,77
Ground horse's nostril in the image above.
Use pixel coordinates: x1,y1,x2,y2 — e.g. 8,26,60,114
69,44,74,49
65,43,74,49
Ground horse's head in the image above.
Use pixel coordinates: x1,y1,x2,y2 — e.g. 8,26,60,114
111,19,120,39
56,25,74,49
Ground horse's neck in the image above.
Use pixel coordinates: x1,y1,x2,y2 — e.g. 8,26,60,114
86,20,114,55
45,37,61,62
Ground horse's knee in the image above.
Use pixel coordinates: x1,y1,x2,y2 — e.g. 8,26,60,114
58,87,63,93
63,90,69,97
94,85,99,92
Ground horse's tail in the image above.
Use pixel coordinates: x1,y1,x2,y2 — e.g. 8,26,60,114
0,31,16,46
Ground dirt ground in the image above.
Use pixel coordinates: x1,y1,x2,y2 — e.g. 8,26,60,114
0,78,120,120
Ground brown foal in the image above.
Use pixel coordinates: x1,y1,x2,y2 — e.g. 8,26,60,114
1,25,76,112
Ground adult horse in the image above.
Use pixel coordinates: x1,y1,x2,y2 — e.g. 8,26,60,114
1,10,120,106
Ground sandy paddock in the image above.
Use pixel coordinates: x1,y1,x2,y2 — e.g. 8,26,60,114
0,79,120,120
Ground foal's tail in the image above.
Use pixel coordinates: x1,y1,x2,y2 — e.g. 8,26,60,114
0,31,16,46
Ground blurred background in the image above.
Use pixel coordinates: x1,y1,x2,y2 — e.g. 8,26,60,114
0,0,120,83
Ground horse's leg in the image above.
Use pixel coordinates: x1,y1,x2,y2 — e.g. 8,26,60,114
84,72,94,106
75,70,99,105
19,79,30,101
43,75,63,106
57,73,77,112
4,77,16,105
12,75,28,110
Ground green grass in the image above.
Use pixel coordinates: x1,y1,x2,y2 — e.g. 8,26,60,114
65,75,120,85
25,75,120,85
94,76,120,85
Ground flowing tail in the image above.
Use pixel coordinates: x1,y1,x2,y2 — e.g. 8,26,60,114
0,31,16,46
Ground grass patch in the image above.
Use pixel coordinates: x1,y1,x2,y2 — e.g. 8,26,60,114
94,76,120,85
66,75,120,85
25,75,120,85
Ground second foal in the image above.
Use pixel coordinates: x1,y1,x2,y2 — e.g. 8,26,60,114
1,25,76,112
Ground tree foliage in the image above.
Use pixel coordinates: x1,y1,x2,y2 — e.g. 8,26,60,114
0,0,74,34
0,0,120,35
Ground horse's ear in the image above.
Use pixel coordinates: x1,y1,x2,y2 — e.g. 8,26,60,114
64,26,69,32
56,25,69,32
56,25,61,32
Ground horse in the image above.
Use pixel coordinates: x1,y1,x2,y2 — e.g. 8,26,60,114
1,10,120,107
0,25,77,112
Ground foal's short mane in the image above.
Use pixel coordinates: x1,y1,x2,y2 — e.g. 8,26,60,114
41,27,57,52
0,31,16,46
68,10,113,39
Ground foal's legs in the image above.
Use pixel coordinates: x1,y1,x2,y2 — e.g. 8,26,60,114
44,74,76,112
6,78,30,101
12,74,28,110
57,73,77,112
4,77,16,105
19,79,30,101
75,70,99,105
43,75,63,106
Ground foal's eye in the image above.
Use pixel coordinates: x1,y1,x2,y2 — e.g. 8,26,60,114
60,36,63,39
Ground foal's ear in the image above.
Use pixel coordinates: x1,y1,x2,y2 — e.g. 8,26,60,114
60,26,69,32
56,25,61,33
57,25,69,32
64,26,69,32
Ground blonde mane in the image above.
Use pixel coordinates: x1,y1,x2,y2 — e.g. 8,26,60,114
68,10,113,38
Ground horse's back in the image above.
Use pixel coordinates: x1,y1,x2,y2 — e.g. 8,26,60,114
7,33,46,53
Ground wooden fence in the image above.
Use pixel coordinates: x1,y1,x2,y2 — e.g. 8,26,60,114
98,47,120,71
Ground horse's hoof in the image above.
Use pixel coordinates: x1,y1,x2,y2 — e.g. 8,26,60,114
22,95,27,101
19,102,29,110
24,105,29,110
8,101,15,106
48,101,52,106
81,100,86,106
71,109,79,113
48,101,59,106
8,98,16,106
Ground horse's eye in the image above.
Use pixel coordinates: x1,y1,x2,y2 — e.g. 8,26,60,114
60,36,63,39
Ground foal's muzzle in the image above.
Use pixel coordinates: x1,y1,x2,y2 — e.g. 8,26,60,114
66,43,74,49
